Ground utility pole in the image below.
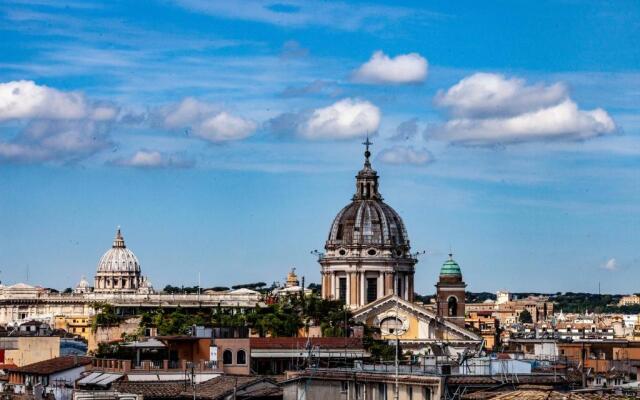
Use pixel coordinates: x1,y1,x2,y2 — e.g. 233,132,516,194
394,294,400,400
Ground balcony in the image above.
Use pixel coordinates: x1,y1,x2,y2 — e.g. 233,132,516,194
92,358,218,373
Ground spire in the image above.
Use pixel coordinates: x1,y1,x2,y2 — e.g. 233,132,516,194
113,226,126,248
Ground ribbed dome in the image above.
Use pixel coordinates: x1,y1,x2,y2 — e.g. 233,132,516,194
326,142,409,250
440,254,462,277
96,228,140,273
328,200,408,247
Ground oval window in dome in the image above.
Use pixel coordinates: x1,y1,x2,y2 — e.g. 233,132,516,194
338,249,347,256
367,248,377,256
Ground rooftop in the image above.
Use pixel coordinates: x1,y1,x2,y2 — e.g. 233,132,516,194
10,356,92,375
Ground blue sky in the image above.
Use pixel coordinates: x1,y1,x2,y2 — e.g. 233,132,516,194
0,0,638,294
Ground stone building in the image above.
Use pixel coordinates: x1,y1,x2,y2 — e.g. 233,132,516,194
320,141,416,309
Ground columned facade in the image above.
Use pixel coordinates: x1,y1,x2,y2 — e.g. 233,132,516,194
320,142,417,309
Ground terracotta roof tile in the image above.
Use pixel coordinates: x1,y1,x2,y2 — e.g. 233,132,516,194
12,356,92,375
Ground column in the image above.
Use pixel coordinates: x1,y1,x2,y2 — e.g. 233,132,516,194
385,273,393,296
377,273,383,299
360,272,366,306
332,274,337,300
346,272,351,306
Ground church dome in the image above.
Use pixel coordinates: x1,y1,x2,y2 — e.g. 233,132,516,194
440,254,462,277
96,228,140,273
325,141,409,252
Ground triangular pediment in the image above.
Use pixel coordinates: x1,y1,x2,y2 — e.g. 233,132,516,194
353,295,481,341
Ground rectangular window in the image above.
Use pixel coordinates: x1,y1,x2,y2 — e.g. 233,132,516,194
341,381,348,393
378,383,387,400
367,278,377,304
424,387,431,400
339,278,347,303
407,386,413,400
396,277,403,297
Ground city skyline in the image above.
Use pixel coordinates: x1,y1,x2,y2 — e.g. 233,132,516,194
1,0,639,293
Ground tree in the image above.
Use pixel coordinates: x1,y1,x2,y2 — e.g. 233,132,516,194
63,288,73,294
519,309,533,324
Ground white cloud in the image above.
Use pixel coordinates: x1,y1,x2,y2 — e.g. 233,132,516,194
353,51,428,84
198,112,257,142
433,73,616,145
435,73,567,118
602,258,617,271
377,146,432,165
112,150,193,168
0,81,119,164
0,120,112,163
299,98,380,140
162,98,257,143
162,97,219,129
0,80,117,121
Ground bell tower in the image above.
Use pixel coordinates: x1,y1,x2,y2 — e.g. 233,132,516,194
435,254,466,327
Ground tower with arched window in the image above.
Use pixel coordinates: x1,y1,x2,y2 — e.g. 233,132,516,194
435,254,466,327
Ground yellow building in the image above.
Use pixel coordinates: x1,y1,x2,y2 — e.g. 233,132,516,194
353,295,481,344
54,315,92,341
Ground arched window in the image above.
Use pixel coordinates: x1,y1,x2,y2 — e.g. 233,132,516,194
237,349,246,365
223,349,233,365
448,296,458,317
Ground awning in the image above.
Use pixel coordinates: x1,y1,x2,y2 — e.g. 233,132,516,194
78,372,123,387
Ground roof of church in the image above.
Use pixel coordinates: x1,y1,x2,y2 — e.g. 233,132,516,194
325,139,410,251
440,254,462,277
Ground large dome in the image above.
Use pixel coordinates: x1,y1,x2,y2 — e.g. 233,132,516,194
96,228,140,273
327,200,408,248
325,142,410,253
319,140,417,308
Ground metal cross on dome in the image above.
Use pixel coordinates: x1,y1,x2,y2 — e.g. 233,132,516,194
362,135,373,152
362,135,373,162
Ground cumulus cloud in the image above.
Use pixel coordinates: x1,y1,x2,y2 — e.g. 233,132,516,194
0,80,117,121
353,51,428,84
112,150,194,169
299,98,380,140
602,258,617,271
162,98,256,143
0,81,118,163
433,73,616,145
0,120,113,163
377,146,433,165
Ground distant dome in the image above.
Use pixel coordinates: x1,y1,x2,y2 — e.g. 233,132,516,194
326,153,409,251
77,276,89,288
96,228,140,273
440,254,462,277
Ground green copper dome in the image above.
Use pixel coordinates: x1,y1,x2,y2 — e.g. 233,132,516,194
440,254,462,276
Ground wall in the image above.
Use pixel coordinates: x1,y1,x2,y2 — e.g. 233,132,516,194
2,336,60,367
88,317,140,352
284,379,439,400
213,338,251,375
